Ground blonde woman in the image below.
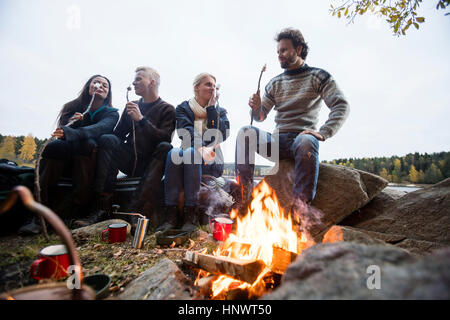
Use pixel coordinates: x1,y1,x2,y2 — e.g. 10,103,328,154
161,73,230,232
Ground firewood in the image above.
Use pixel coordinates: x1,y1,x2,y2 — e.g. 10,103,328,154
184,252,266,284
212,242,298,274
270,247,298,274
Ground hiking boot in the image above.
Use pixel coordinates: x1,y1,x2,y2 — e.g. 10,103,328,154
72,193,113,229
180,206,198,233
72,209,110,229
156,206,179,233
18,216,42,235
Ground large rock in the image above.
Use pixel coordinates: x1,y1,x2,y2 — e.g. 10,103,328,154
262,242,450,300
322,225,388,246
119,258,196,300
262,161,388,237
345,178,450,247
71,219,131,243
339,188,406,226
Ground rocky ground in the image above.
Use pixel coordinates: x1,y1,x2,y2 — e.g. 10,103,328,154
0,223,219,299
1,162,449,300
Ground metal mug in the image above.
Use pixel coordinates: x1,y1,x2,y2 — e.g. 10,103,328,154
132,217,149,249
30,244,70,280
209,216,233,241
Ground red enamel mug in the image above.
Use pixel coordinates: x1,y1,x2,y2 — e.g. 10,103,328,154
209,216,233,241
30,244,70,280
102,223,127,243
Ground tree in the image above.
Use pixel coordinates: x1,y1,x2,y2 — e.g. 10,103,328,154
419,169,425,183
0,136,16,159
394,158,402,172
424,163,443,183
19,134,37,162
391,169,401,183
330,0,450,36
379,167,390,181
409,165,420,183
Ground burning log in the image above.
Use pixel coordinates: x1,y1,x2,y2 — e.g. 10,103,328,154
270,247,298,274
184,251,266,284
216,242,298,275
184,245,298,284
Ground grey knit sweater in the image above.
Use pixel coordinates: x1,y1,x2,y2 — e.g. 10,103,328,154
252,63,350,140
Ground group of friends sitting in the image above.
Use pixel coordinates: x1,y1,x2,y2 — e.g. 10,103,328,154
17,27,350,237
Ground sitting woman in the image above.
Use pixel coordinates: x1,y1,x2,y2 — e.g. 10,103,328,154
161,73,230,232
18,75,119,235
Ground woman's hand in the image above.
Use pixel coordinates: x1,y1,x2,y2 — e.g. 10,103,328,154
126,102,144,122
198,146,216,163
69,112,83,123
208,88,220,107
51,128,65,139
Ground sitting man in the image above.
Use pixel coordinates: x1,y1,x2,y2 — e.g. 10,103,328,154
235,28,350,230
73,66,176,228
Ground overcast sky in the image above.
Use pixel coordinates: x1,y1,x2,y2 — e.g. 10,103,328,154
1,0,449,164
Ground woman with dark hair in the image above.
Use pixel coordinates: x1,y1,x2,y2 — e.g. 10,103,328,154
18,75,119,235
160,73,230,233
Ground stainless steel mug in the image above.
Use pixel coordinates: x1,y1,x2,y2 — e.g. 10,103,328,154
132,217,149,249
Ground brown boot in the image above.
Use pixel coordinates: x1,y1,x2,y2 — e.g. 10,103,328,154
181,206,198,233
156,206,179,233
72,193,113,229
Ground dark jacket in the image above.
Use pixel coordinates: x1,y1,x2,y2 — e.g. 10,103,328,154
114,97,175,160
176,100,230,177
62,106,119,142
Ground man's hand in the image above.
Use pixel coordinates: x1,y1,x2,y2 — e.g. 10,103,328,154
249,90,261,111
51,127,65,139
299,130,325,141
126,102,144,122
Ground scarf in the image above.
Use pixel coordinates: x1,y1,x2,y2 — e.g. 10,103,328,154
189,97,207,134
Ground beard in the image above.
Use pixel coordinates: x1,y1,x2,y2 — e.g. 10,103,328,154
280,54,299,69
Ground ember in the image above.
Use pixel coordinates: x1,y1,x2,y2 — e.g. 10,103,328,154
193,180,313,299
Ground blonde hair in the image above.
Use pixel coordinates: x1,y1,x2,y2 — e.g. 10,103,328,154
192,72,216,91
135,66,160,87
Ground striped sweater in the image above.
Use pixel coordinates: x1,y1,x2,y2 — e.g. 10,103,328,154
252,63,350,140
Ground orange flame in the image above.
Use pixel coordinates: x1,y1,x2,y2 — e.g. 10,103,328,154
205,180,308,299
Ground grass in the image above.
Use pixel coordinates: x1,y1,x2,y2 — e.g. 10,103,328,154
0,226,219,297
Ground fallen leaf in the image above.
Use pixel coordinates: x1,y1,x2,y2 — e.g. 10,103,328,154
170,241,176,248
197,230,208,241
114,249,123,258
123,264,133,271
93,244,102,250
110,285,119,292
187,239,195,250
155,249,163,255
89,266,101,274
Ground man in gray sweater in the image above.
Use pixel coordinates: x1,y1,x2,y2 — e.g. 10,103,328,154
235,28,350,221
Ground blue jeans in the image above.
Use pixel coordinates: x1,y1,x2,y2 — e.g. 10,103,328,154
235,126,320,203
164,147,216,207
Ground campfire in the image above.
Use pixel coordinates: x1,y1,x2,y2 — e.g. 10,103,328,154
185,180,313,299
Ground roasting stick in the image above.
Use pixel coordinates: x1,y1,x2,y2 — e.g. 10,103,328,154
251,64,267,126
34,83,101,239
126,86,138,177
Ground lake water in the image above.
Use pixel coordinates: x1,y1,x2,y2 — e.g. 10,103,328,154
237,178,422,193
385,185,422,193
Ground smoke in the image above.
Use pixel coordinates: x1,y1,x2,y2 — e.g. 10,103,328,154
291,197,325,240
198,183,234,222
